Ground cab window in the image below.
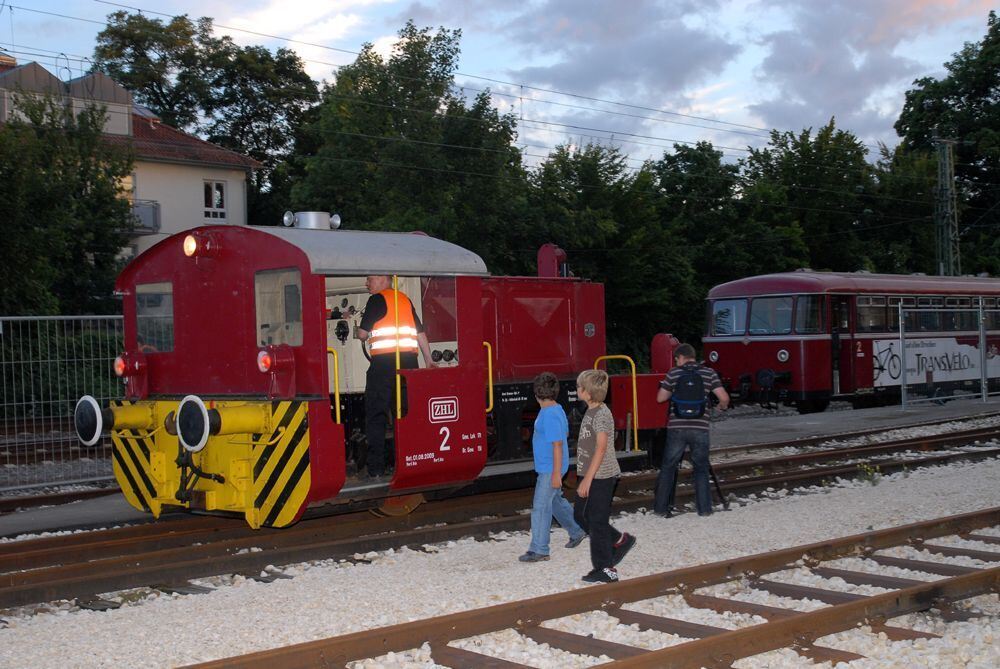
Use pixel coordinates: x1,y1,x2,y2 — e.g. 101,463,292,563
256,269,303,346
710,299,747,336
749,296,793,335
136,282,174,352
794,295,824,334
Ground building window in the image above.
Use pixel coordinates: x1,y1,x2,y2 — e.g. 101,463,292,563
203,181,227,220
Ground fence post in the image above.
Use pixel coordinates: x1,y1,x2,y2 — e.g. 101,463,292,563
980,303,988,403
898,303,907,410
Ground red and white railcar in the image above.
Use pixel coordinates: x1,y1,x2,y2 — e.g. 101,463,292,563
703,271,1000,412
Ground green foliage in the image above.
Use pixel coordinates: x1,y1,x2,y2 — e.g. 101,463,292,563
0,323,124,418
858,462,882,486
94,10,221,130
0,97,133,315
292,20,524,253
895,11,1000,274
740,120,876,272
95,11,318,227
201,45,319,226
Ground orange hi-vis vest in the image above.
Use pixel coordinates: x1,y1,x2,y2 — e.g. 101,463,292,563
369,289,419,355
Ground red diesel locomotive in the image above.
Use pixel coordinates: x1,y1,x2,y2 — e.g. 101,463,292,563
75,214,674,528
703,270,1000,412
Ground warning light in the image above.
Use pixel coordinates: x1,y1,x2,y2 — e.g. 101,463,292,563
113,356,126,377
257,349,273,373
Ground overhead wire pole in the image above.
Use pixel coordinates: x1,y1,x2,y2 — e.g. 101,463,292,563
933,136,961,276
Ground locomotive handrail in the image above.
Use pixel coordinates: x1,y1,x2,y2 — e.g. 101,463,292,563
393,275,403,421
483,341,494,413
326,348,342,424
593,354,639,451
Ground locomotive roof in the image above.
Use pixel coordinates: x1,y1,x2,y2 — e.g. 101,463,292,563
709,271,1000,298
253,226,489,277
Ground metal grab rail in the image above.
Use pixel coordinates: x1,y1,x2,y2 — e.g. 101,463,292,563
483,341,494,413
326,348,341,424
393,275,402,420
593,354,639,451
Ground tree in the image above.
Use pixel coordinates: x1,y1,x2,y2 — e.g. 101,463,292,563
740,120,876,272
94,10,222,130
0,97,134,314
292,20,526,249
895,11,1000,274
201,45,318,226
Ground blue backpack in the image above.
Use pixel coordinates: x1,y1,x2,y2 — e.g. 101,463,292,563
672,367,707,419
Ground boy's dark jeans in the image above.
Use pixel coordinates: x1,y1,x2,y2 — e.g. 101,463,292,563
654,428,712,515
574,476,621,570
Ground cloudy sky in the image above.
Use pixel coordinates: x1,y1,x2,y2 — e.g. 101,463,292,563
7,0,995,163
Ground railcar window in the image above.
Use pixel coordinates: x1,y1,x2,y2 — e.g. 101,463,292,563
136,282,174,352
888,296,915,331
794,295,824,333
916,297,942,331
710,299,747,336
256,269,303,346
856,296,887,332
749,297,793,335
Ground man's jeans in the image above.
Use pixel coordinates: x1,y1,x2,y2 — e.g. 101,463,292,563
654,428,712,515
528,472,584,555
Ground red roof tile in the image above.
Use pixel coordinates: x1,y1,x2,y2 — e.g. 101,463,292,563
104,114,262,170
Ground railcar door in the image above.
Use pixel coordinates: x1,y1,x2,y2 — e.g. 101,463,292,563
831,296,855,395
393,276,488,489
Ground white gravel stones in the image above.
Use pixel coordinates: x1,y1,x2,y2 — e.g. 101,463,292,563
0,458,997,668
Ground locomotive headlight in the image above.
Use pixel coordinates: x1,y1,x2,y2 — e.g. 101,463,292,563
182,235,198,257
777,349,790,363
257,349,274,373
708,350,719,363
113,355,127,377
182,232,220,258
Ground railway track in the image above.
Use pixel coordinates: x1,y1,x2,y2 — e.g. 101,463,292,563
0,427,998,612
4,411,999,512
186,508,1000,668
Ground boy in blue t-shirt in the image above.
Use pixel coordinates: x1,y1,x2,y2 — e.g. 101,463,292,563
519,372,586,562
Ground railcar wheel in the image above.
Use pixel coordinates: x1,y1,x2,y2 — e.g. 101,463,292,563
796,400,829,414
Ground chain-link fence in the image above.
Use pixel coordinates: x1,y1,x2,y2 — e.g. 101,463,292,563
893,306,1000,408
0,316,123,492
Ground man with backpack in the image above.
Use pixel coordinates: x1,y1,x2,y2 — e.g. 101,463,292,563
653,343,730,517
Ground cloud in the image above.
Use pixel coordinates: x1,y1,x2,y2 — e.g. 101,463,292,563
502,0,738,96
744,0,992,143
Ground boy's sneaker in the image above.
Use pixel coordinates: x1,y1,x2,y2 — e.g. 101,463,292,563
582,567,619,583
565,533,587,549
518,551,550,563
612,533,636,566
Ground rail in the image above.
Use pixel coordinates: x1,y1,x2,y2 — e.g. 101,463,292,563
594,354,639,450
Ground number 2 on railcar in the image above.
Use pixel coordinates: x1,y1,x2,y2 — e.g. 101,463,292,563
702,270,1000,413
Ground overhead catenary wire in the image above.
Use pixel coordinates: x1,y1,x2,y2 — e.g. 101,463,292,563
3,5,957,187
7,4,996,207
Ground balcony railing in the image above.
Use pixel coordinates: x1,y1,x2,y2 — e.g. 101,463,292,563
131,199,161,234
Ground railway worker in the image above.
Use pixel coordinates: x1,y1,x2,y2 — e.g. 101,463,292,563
519,371,587,563
654,343,729,517
573,369,636,583
356,275,435,479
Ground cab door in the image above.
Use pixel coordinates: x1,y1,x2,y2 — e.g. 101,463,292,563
392,277,487,489
831,295,855,394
